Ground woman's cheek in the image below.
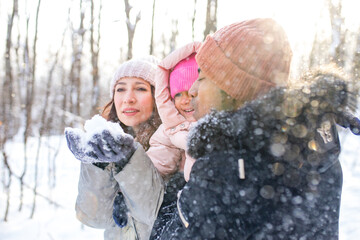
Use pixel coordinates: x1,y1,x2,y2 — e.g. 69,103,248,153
139,95,154,117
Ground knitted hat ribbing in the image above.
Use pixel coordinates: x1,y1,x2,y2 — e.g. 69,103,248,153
169,53,199,99
195,18,293,102
110,56,160,97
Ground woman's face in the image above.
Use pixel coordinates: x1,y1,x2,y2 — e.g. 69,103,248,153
114,77,154,128
174,91,196,122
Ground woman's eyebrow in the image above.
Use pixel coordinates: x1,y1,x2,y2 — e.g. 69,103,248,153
135,82,148,85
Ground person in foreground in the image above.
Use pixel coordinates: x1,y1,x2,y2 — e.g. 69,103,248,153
65,56,166,240
163,18,360,239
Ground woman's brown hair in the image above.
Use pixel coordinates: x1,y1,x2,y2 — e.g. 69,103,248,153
101,86,161,151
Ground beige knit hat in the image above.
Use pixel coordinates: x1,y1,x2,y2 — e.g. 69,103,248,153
110,56,160,97
196,18,292,102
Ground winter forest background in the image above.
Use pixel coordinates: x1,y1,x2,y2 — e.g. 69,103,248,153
1,0,360,239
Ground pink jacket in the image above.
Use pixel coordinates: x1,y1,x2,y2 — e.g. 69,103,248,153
149,42,201,182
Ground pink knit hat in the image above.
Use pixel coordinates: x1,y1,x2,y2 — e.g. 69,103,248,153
169,53,199,99
110,56,160,97
196,18,292,102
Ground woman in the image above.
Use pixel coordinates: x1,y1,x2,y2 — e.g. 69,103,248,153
65,56,172,240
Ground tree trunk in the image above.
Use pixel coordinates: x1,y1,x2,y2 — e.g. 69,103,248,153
69,0,86,119
29,0,42,219
124,0,141,60
327,0,345,67
169,20,179,53
352,28,360,80
2,152,12,222
149,0,156,55
1,1,16,215
203,0,217,40
192,0,197,41
90,0,102,116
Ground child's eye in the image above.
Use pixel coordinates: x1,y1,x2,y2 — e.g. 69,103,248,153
116,87,125,92
174,92,182,98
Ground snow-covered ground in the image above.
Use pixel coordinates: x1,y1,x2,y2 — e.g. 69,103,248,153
0,135,104,239
0,129,359,240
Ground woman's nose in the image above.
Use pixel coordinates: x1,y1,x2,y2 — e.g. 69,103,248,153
124,91,136,104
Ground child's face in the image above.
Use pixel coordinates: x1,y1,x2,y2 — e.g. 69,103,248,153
174,91,196,122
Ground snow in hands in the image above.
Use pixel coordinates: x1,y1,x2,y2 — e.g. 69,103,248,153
65,114,136,164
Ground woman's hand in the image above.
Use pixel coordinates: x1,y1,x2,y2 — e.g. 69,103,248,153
65,115,137,167
87,129,136,163
65,128,136,165
65,128,96,163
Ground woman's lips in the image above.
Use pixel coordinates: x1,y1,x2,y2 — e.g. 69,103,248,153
122,108,139,116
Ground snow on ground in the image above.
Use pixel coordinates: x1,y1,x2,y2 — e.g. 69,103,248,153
338,130,360,240
0,135,103,239
0,129,359,240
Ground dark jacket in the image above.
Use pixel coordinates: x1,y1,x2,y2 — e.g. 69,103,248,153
172,74,359,240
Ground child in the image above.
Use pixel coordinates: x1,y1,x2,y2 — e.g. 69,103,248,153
146,42,201,239
147,42,201,182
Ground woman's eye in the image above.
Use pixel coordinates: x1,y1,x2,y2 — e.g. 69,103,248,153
116,88,125,92
137,87,148,91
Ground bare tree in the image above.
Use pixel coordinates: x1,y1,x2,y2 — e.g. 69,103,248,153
352,28,360,80
69,0,86,118
1,0,17,221
2,0,17,138
124,0,141,60
327,0,346,67
149,0,156,55
308,30,330,69
90,0,102,116
203,0,217,40
2,0,21,217
18,15,31,212
192,0,197,41
169,20,179,53
28,0,42,219
308,0,348,70
2,152,13,221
